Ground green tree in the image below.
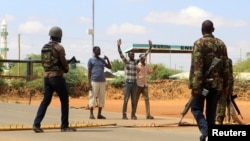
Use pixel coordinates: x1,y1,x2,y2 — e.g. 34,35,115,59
7,53,88,90
8,54,43,78
0,55,4,74
150,63,181,80
65,65,88,85
111,59,124,72
233,52,250,72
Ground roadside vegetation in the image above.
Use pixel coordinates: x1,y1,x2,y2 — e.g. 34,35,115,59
0,53,250,101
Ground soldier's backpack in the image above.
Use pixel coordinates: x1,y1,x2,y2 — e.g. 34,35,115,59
41,43,60,71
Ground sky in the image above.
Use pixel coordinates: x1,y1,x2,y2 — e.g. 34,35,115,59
0,0,250,72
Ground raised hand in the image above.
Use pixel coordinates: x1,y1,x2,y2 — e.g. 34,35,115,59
148,40,152,48
117,39,122,47
104,55,108,60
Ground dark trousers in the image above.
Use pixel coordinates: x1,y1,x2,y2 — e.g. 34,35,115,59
191,88,220,141
33,76,69,129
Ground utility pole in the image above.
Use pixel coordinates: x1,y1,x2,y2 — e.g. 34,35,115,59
18,34,20,75
180,66,183,72
92,0,95,47
240,48,242,61
87,0,95,47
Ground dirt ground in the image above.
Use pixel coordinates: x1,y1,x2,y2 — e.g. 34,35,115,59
3,97,250,124
1,79,249,124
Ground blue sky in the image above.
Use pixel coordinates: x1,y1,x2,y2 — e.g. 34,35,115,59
0,0,250,71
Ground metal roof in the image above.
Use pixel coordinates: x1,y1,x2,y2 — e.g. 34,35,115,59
123,44,193,53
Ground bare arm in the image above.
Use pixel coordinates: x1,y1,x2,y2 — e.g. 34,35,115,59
117,39,127,63
144,40,152,57
104,55,112,69
148,65,157,75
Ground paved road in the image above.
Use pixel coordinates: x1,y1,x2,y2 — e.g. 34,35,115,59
0,102,200,141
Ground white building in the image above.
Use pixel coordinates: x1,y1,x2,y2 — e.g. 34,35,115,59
169,72,250,82
169,72,190,79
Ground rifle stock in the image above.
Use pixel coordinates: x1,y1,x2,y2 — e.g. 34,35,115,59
202,57,221,96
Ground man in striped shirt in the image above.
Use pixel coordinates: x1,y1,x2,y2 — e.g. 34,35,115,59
117,39,152,120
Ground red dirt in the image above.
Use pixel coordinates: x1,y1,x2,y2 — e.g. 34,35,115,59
2,79,249,124
6,97,250,124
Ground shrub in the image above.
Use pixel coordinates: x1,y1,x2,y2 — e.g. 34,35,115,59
109,76,125,88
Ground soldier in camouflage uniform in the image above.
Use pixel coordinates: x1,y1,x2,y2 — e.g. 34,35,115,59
216,58,234,124
189,20,229,141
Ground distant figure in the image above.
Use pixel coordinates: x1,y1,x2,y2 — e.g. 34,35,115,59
117,39,152,120
33,26,76,133
189,20,228,141
135,42,157,119
87,46,112,119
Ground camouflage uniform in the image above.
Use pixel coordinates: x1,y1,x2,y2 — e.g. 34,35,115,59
189,26,228,141
189,34,228,92
216,58,234,124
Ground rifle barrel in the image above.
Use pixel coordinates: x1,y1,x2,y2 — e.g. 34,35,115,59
231,97,243,119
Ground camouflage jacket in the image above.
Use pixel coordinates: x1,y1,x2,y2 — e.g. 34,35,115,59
189,34,229,91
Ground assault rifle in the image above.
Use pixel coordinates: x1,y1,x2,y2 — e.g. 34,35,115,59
67,56,78,64
227,88,232,124
178,57,221,125
228,94,243,121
